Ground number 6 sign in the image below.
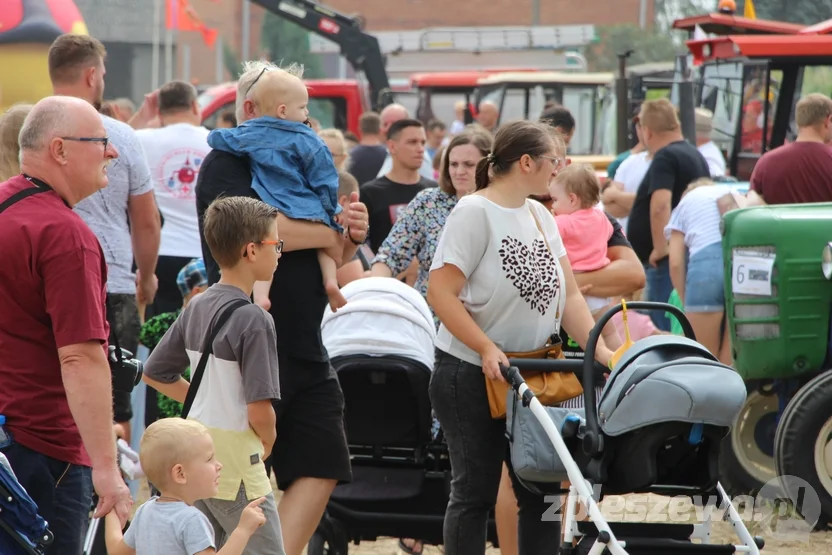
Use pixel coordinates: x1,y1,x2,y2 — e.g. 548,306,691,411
732,253,775,296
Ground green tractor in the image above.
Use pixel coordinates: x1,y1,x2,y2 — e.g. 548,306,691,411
691,25,832,522
722,203,832,523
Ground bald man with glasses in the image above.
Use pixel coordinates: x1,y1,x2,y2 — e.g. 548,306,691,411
0,95,131,555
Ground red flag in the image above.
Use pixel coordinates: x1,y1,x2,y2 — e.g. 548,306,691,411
199,26,218,48
165,0,218,47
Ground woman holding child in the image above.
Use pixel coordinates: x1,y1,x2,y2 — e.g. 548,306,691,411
427,120,614,555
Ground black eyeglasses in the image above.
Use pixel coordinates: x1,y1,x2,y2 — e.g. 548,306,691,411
61,136,109,150
245,68,269,97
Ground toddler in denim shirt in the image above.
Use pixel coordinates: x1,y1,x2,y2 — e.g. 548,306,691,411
208,63,347,310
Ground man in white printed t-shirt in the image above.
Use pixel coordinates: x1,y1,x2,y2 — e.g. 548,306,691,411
49,33,161,442
136,81,211,318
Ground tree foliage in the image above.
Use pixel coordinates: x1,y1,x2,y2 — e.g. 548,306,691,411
260,12,331,124
585,24,683,72
223,41,243,81
261,12,324,78
740,0,832,25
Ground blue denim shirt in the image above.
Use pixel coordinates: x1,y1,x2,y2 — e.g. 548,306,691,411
207,116,342,231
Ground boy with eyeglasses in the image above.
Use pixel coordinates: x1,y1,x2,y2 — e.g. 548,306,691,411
142,196,285,555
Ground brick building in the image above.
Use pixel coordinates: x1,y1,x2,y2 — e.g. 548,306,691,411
178,0,654,87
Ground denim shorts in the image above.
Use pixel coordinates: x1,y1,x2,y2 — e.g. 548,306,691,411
685,242,725,312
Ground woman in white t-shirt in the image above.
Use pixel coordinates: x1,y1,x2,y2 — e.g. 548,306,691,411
426,120,613,555
665,178,733,364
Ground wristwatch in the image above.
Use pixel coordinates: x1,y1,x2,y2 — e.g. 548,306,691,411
348,225,368,246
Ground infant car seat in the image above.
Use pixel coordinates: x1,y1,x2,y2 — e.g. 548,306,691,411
588,335,746,495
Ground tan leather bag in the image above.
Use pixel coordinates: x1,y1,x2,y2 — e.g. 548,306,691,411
485,342,583,419
484,206,583,419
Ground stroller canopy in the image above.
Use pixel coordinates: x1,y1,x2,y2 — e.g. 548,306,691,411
321,277,437,369
599,335,747,436
0,453,52,555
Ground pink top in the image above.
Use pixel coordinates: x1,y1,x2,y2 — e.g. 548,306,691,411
554,207,613,272
612,310,659,342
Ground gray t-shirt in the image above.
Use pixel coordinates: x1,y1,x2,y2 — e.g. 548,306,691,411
73,115,153,294
123,498,215,555
143,284,280,501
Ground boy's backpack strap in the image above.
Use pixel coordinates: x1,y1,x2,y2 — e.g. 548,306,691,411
181,298,252,419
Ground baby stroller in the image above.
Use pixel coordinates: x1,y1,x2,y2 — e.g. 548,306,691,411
0,452,54,555
503,302,765,555
316,277,498,554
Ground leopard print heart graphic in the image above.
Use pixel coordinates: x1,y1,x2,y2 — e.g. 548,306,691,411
498,236,560,315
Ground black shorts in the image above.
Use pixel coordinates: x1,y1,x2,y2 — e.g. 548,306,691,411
269,357,352,491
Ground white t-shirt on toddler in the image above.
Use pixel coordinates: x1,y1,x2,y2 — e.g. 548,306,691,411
430,195,567,366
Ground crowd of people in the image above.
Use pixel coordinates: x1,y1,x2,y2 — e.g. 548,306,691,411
2,27,832,555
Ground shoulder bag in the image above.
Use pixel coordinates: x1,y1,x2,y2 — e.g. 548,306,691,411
483,205,583,419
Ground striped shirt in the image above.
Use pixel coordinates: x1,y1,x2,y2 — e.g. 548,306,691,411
664,185,734,258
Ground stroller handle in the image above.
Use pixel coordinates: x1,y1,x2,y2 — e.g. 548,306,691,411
581,301,695,456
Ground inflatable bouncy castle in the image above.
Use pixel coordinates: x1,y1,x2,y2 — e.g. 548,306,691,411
0,0,88,110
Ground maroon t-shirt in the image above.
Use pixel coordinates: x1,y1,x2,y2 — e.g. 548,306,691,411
750,142,832,205
0,175,109,466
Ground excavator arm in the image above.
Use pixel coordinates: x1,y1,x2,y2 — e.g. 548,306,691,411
250,0,394,111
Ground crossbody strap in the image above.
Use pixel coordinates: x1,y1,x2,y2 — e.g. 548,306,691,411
528,204,554,255
528,203,565,323
0,186,49,215
181,298,252,419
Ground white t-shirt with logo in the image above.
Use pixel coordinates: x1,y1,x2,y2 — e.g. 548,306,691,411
430,195,567,366
136,123,210,258
612,151,651,232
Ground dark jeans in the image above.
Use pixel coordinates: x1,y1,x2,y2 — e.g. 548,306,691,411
107,293,141,423
1,442,93,555
430,349,560,555
644,258,673,332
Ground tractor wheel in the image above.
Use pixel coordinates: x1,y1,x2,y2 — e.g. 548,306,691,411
718,388,780,497
775,369,832,529
307,516,349,555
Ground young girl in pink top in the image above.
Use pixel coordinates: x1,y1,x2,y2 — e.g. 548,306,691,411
550,163,622,350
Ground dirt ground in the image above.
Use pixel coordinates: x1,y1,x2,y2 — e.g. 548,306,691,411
133,483,832,554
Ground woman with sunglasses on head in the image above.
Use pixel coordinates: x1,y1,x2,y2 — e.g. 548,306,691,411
427,120,613,555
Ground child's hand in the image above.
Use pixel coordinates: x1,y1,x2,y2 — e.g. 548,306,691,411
334,212,346,227
252,281,272,311
238,497,267,535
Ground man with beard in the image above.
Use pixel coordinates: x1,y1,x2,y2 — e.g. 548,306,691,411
48,34,161,443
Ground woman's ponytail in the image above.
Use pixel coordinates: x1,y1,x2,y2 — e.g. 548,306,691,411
474,155,492,191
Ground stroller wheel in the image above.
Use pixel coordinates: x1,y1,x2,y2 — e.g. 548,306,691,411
308,516,349,555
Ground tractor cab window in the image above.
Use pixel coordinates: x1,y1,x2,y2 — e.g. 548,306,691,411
740,65,781,156
699,61,744,161
559,85,597,156
415,89,468,126
308,98,345,130
492,87,528,125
